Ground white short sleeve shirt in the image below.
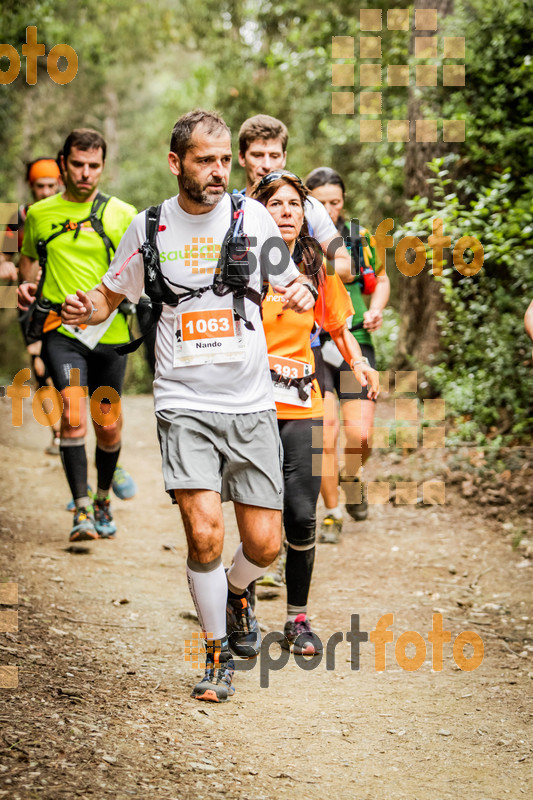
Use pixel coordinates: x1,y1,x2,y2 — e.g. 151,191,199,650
104,193,300,413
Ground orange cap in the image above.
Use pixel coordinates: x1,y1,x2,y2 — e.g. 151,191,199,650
28,159,61,184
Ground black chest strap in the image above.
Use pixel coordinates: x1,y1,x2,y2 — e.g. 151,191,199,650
117,194,268,356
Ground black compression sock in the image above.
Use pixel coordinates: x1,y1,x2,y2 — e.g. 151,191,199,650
60,439,88,501
95,442,121,494
286,544,316,608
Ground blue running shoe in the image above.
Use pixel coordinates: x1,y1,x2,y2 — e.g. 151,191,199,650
66,486,93,513
69,507,98,542
191,648,235,703
93,497,117,538
112,466,137,500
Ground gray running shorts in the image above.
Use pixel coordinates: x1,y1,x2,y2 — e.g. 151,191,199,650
156,408,284,509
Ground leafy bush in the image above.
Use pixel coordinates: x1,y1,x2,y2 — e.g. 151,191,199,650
395,159,533,442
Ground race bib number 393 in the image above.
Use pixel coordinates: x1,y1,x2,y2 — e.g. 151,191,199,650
269,354,312,407
173,308,246,366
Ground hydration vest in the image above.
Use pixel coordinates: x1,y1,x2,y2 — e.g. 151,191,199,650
116,193,268,355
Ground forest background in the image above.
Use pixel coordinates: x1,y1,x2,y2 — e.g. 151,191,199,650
1,0,532,445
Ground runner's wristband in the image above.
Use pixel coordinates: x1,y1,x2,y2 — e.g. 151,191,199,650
303,282,319,302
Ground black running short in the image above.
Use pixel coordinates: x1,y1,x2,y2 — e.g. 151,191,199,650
311,342,326,398
322,341,376,402
41,330,127,397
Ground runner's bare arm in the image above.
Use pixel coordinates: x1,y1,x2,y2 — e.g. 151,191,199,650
272,275,316,312
0,258,17,282
364,270,391,331
328,322,380,400
322,234,352,283
61,284,126,327
17,254,40,309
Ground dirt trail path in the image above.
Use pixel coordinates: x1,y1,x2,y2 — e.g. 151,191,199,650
1,395,532,799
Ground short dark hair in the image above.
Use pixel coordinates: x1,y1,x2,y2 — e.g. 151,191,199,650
304,167,346,197
170,110,230,160
238,115,288,156
63,129,107,162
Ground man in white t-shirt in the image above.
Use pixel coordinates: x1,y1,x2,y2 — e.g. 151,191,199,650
61,110,315,703
237,114,352,282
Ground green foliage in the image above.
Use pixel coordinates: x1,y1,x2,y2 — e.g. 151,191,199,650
373,307,400,371
442,0,533,193
396,159,533,442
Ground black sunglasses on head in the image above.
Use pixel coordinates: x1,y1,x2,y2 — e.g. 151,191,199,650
255,170,304,191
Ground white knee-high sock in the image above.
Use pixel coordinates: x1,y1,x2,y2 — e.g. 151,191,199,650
226,543,269,594
186,557,227,640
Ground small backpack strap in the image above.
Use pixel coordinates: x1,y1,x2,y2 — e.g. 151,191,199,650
116,205,163,355
90,192,115,264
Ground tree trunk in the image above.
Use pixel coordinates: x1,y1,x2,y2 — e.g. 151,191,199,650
395,0,454,370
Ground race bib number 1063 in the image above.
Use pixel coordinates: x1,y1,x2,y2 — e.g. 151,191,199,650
173,308,246,366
